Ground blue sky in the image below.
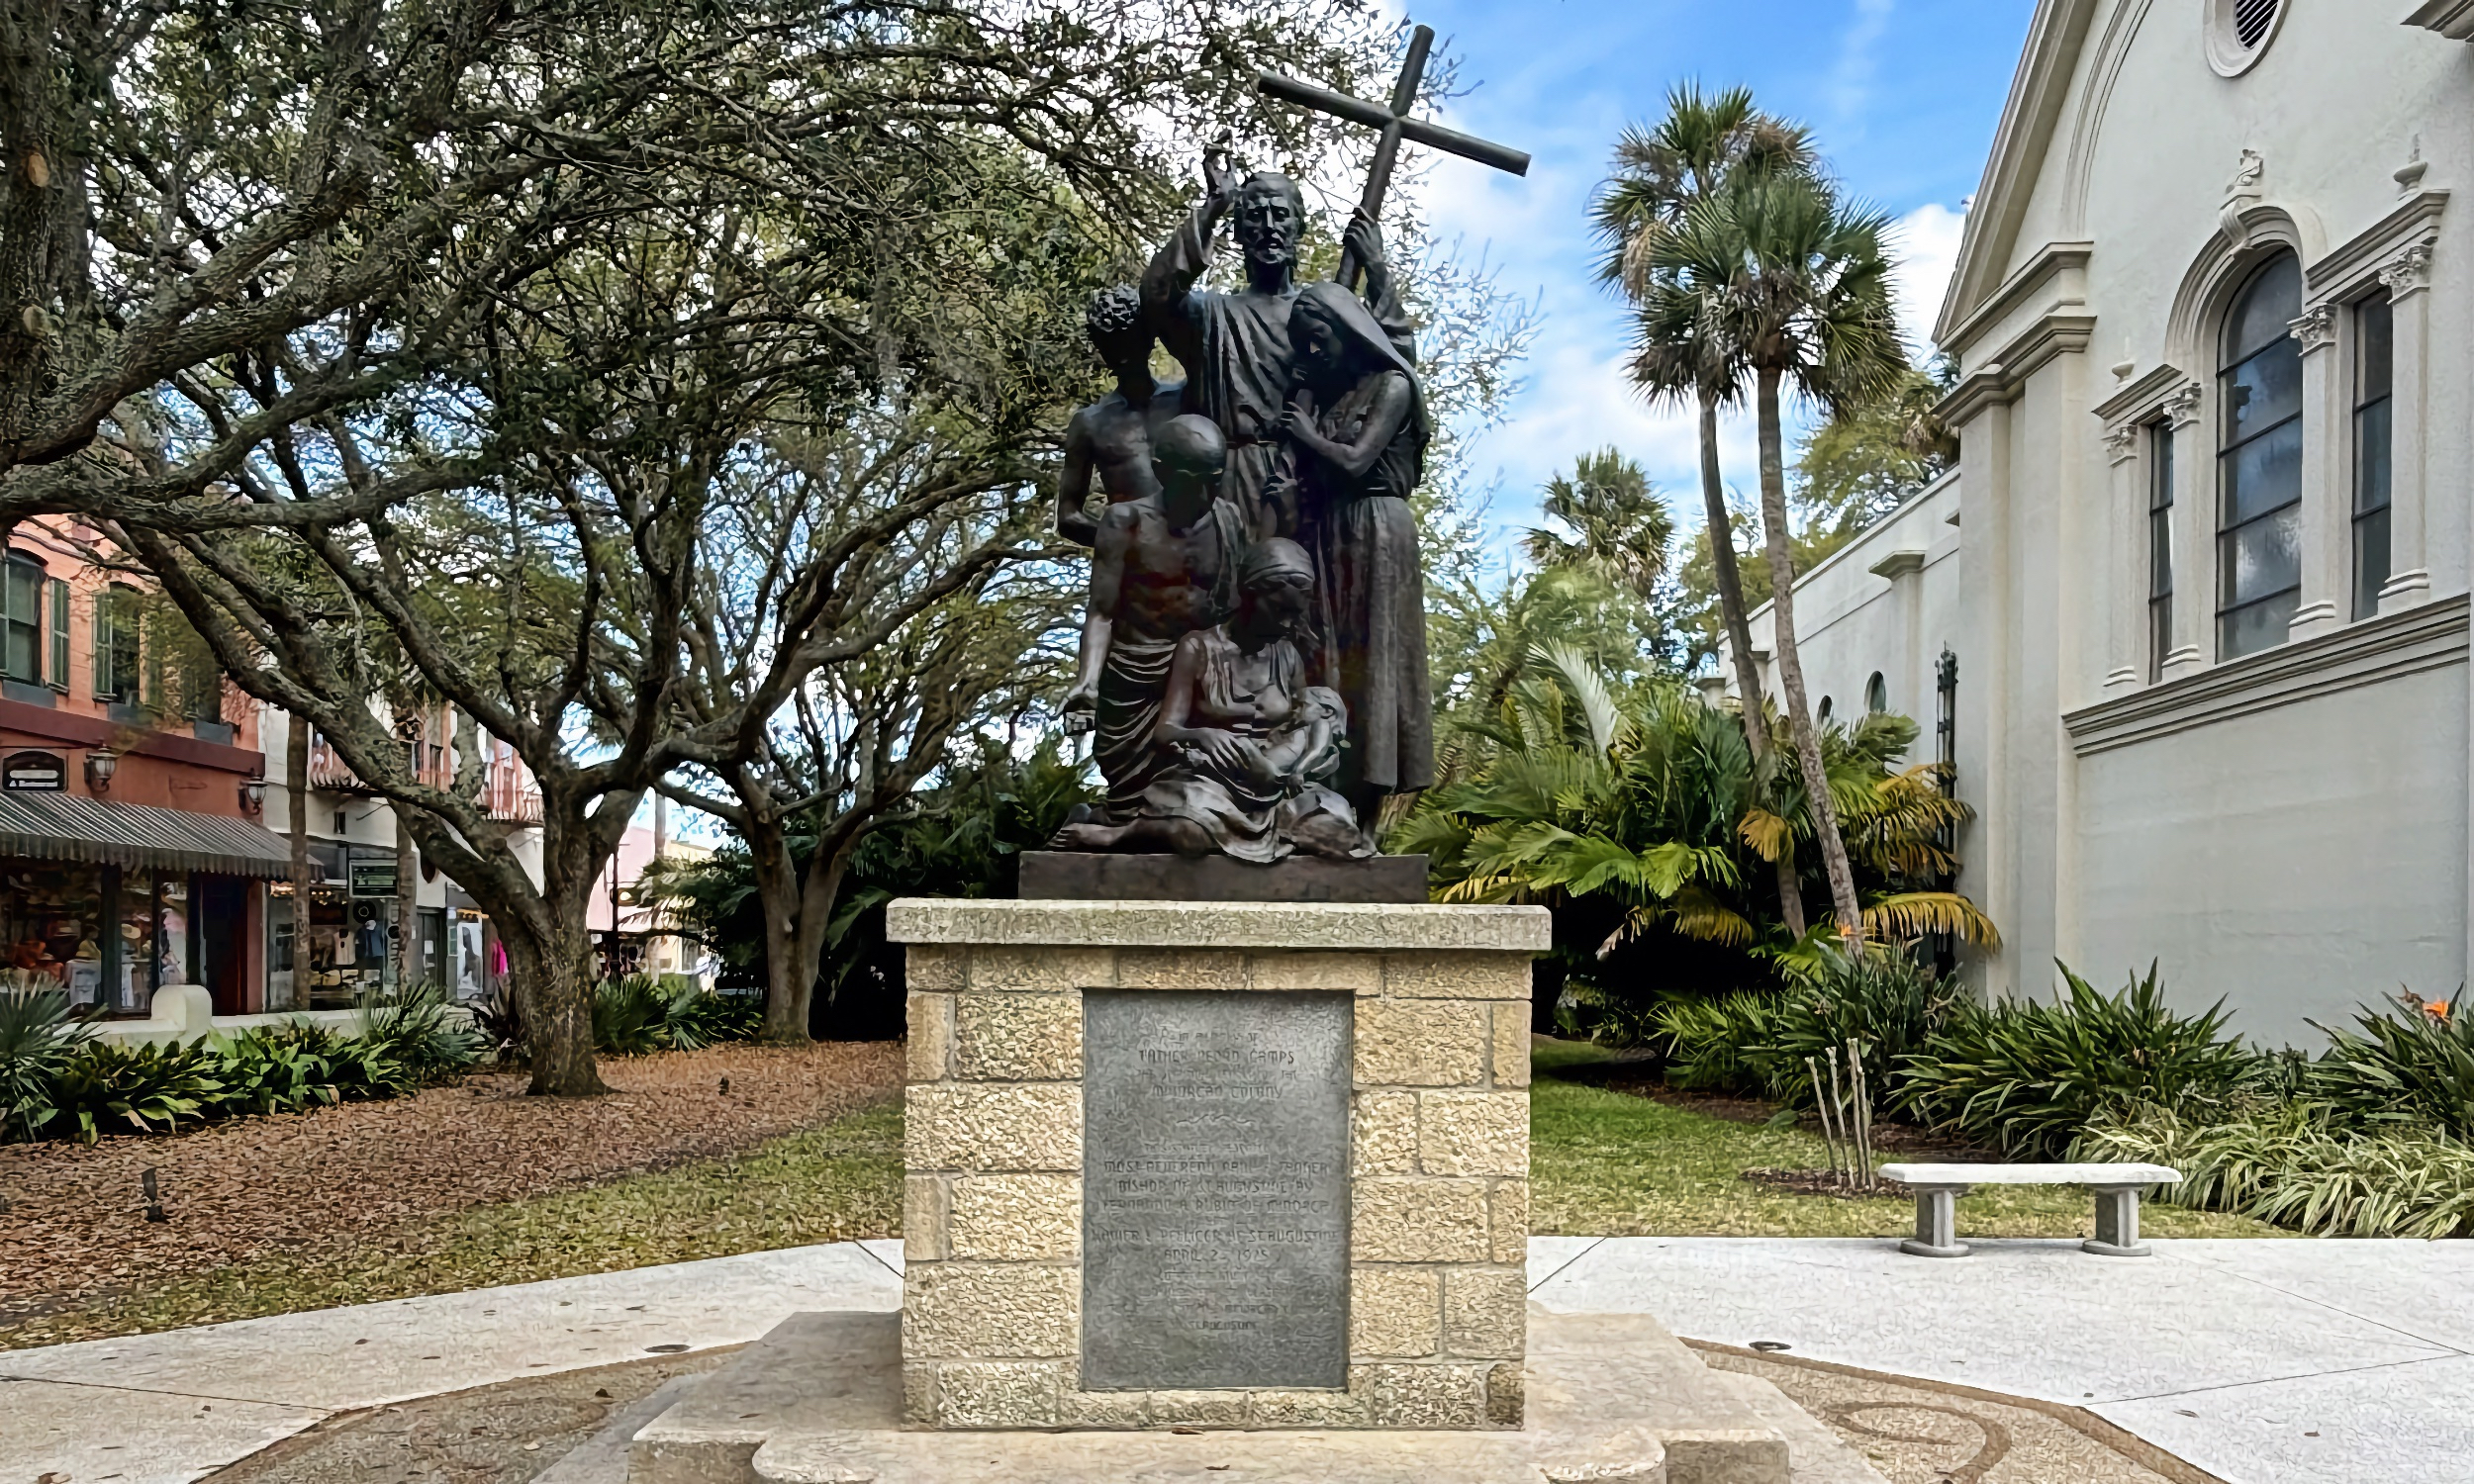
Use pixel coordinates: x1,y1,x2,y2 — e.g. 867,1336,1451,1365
1390,0,2038,554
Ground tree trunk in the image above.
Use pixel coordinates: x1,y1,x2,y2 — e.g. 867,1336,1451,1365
284,713,312,1011
747,814,810,1045
1754,367,1863,944
499,903,606,1095
395,818,418,993
1699,392,1807,939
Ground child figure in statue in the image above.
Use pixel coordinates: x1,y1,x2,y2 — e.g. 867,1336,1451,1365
1051,538,1367,862
1055,285,1186,546
1060,415,1245,821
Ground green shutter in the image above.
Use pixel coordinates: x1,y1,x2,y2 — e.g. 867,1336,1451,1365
93,591,112,697
48,580,66,690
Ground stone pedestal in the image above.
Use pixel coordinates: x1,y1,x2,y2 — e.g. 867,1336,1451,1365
887,898,1549,1434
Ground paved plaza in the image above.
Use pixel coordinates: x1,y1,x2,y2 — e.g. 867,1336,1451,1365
6,1236,2466,1484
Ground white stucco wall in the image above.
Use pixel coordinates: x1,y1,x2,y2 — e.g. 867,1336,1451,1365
1726,5,2474,1045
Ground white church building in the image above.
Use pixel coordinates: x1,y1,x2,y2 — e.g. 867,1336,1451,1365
1725,1,2474,1043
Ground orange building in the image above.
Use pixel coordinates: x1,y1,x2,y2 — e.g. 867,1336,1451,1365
0,521,287,1015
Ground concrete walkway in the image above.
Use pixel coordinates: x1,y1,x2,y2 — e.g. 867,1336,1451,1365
0,1242,903,1484
5,1235,2464,1484
1532,1236,2474,1484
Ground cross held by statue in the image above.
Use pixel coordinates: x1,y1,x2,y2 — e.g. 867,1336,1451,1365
1258,24,1531,291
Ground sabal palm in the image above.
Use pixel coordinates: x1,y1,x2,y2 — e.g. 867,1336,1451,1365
1598,84,1818,932
1644,173,1910,945
1595,87,1814,732
1524,447,1673,606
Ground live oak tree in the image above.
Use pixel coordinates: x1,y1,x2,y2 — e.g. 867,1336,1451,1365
31,0,1402,1091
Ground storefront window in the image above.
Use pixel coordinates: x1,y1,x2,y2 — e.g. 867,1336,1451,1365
116,867,155,1013
156,874,190,987
0,865,107,1006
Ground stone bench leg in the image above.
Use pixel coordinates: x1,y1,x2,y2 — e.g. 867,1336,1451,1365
2083,1184,2150,1257
1899,1184,1969,1258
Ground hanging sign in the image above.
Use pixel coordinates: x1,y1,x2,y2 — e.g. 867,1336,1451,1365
1,750,66,791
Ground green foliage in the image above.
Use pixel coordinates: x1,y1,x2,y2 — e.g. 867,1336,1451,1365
594,975,675,1058
1898,963,2257,1158
354,985,486,1086
2306,992,2474,1141
592,974,763,1057
2080,1105,2474,1240
6,986,487,1142
1647,990,1784,1091
1403,648,1991,1013
643,741,1097,1036
0,980,94,1141
214,1026,347,1117
43,1041,226,1143
1650,945,1951,1104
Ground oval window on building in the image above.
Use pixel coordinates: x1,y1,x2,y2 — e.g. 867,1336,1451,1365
1865,673,1888,714
2206,0,2285,77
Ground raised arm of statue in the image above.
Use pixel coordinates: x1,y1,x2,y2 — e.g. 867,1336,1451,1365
1344,213,1417,364
1142,147,1240,375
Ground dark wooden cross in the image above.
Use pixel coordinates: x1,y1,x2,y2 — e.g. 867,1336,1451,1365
1258,24,1532,292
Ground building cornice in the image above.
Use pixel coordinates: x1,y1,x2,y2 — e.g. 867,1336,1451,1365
1943,242,2095,357
1935,311,2098,426
2409,0,2474,42
2308,191,2448,299
2090,364,2192,427
2062,595,2470,756
1938,0,2104,346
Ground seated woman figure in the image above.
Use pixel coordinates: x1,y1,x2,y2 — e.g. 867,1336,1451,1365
1051,538,1366,863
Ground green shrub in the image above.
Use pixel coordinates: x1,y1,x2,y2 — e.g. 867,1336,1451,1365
1897,961,2257,1157
0,980,92,1141
2079,1104,2474,1239
44,1040,226,1143
354,984,485,1084
1652,946,1951,1104
594,974,672,1057
2307,992,2474,1140
664,985,760,1050
1650,991,1782,1094
215,1025,344,1116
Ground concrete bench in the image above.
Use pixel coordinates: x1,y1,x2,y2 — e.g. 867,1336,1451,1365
1877,1161,2182,1258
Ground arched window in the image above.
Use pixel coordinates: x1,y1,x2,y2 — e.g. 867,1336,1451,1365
1816,696,1834,724
2218,252,2303,660
1865,673,1888,714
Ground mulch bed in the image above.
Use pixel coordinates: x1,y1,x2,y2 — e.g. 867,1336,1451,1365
1741,1166,1914,1200
0,1041,904,1328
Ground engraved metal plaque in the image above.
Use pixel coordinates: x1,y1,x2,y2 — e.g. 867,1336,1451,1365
1082,990,1351,1390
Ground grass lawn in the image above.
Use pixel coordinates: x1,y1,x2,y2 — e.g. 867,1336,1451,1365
1530,1039,2282,1239
1,1103,903,1349
9,1039,2287,1347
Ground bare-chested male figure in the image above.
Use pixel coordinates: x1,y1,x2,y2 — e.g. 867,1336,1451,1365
1055,285,1187,546
1060,415,1245,819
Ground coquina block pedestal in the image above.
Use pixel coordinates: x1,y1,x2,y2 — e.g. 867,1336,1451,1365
888,897,1551,1434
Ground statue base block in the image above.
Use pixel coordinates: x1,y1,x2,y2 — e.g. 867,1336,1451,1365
1016,851,1429,903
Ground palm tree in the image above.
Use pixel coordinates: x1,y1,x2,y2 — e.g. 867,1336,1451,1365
1646,173,1911,945
1595,83,1817,932
1525,448,1673,608
1593,85,1811,725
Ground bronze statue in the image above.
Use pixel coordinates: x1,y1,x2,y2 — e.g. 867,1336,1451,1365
1060,414,1245,820
1052,539,1365,862
1285,280,1435,845
1056,286,1186,547
1048,41,1528,867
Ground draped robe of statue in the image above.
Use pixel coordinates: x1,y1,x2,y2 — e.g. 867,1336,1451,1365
1290,281,1436,802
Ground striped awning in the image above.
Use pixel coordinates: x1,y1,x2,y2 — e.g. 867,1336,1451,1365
0,793,293,879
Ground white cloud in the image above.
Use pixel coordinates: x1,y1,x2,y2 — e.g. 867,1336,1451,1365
1888,201,1965,356
1828,0,1899,130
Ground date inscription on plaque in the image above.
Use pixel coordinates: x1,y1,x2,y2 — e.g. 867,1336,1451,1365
1082,990,1351,1390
